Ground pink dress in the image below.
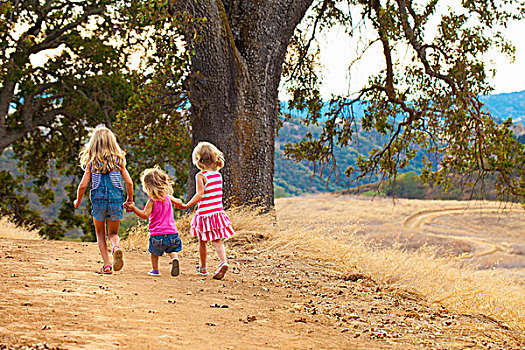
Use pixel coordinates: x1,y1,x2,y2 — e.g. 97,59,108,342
190,170,235,241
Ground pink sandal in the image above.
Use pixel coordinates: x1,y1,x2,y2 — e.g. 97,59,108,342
100,264,113,274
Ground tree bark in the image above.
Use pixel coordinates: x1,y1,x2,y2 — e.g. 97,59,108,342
181,0,313,208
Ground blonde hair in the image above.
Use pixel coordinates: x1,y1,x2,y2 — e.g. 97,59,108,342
140,166,174,201
192,141,224,171
79,126,126,173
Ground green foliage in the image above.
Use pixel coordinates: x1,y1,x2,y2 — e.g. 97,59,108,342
282,0,525,204
0,1,195,239
114,8,205,192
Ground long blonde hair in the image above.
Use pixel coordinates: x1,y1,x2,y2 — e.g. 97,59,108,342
141,166,174,201
192,141,225,171
79,126,126,173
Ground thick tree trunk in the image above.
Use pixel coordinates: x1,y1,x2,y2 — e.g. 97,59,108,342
182,0,313,208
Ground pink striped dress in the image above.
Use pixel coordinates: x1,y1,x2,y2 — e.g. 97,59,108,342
190,170,235,241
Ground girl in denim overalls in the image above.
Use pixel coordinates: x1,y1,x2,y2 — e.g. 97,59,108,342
74,126,134,274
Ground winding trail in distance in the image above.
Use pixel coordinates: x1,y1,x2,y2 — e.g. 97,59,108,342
403,206,524,259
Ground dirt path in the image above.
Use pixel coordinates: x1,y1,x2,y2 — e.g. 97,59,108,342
1,237,523,349
403,206,522,230
1,238,372,350
404,206,524,259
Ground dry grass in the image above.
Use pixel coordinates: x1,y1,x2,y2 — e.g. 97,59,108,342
268,224,525,331
122,200,524,331
0,217,41,240
122,206,275,254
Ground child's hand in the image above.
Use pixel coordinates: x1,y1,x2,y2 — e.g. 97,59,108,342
124,201,135,212
74,198,81,209
173,198,183,209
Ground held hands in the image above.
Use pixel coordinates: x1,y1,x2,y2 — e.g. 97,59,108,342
124,201,135,212
172,198,186,209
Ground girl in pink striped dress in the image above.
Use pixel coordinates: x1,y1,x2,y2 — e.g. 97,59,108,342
181,142,235,280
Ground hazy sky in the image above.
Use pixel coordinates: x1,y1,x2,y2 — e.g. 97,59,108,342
29,8,524,101
315,17,525,100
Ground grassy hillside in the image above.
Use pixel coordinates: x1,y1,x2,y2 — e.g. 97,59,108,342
274,117,426,197
481,90,525,124
275,90,525,198
2,200,524,347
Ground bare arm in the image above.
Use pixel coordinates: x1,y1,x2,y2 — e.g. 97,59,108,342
128,199,153,220
168,195,183,209
120,166,134,204
74,167,91,208
181,173,205,209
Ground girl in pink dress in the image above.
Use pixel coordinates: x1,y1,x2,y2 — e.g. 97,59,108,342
181,142,235,280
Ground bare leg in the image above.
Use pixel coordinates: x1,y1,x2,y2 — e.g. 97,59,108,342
150,254,159,270
107,220,121,250
211,239,228,280
93,218,110,266
168,252,179,260
212,239,227,263
199,239,207,271
107,220,123,271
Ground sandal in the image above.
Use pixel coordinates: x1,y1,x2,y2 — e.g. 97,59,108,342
171,258,180,277
112,246,124,272
195,265,209,276
212,261,229,280
100,264,113,275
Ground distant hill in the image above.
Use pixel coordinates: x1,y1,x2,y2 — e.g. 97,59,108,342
481,90,525,124
274,90,525,197
336,171,505,201
274,117,427,197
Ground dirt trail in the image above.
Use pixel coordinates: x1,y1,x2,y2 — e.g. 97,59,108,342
403,206,522,229
404,206,524,259
1,236,523,349
1,239,373,350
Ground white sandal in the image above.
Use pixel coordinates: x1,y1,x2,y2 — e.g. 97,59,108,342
195,265,209,276
112,246,124,272
212,261,229,280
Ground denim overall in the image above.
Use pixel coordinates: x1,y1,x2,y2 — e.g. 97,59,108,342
90,171,124,221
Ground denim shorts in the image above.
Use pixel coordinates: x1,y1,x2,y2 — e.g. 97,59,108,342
148,234,182,256
90,188,124,221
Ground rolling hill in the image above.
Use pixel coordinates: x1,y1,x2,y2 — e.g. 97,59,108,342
275,90,525,197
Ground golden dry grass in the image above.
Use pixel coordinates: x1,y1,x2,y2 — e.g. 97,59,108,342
123,199,525,331
274,196,525,331
122,206,274,254
0,217,41,240
268,225,524,331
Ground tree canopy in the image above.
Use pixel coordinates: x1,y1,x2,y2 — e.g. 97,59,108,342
282,0,525,202
1,0,524,239
0,0,195,238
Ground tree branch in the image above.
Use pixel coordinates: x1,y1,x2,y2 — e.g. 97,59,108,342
0,108,70,152
29,6,104,54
